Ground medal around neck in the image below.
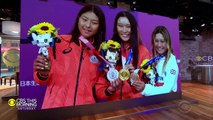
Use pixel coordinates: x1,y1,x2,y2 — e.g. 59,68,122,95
119,68,130,81
28,22,58,70
107,67,119,82
130,72,139,85
119,48,133,81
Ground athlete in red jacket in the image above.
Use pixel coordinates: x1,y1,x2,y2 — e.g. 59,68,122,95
34,35,103,108
95,11,151,102
33,5,106,109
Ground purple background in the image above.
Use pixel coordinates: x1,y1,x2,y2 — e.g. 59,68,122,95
20,0,180,110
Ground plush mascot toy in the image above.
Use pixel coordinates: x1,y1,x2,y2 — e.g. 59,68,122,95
145,67,156,85
140,54,164,86
98,40,121,82
140,59,156,86
27,22,59,70
27,22,58,57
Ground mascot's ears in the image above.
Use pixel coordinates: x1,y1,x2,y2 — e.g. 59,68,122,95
31,33,38,45
31,33,37,39
31,33,53,45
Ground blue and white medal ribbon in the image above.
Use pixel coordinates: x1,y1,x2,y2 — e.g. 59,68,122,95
119,49,133,81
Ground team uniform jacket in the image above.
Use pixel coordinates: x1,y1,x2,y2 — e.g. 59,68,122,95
141,53,179,96
34,35,101,109
95,45,151,101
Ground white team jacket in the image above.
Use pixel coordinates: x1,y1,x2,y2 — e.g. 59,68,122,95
141,53,179,96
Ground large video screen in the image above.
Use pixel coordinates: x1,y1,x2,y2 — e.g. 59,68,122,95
19,0,181,118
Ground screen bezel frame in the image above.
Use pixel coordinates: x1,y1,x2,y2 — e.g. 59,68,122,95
18,92,181,119
19,1,181,119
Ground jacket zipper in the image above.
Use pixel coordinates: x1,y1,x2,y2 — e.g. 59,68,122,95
73,47,85,106
120,81,123,100
50,83,55,94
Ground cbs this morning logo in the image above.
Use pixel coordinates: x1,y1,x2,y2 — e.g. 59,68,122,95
8,98,37,110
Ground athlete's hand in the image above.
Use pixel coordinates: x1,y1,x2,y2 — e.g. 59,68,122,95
33,55,50,75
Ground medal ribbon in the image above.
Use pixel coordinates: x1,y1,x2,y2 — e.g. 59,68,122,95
79,35,95,50
125,49,133,65
79,35,109,65
122,49,133,68
119,49,133,81
139,54,164,69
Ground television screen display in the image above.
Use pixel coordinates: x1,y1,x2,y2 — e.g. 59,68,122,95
19,0,181,118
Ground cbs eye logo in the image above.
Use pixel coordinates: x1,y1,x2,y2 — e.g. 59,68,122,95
178,101,191,113
8,98,16,107
196,56,202,61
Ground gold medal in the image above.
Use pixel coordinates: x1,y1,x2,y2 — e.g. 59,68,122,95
119,69,130,81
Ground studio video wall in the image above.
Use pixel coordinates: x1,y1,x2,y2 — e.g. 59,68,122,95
20,0,181,113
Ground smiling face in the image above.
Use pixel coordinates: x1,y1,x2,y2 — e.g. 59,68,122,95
117,17,131,42
153,33,168,55
78,11,99,39
31,33,52,47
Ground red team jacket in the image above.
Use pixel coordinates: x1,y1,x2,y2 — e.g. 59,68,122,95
34,35,101,109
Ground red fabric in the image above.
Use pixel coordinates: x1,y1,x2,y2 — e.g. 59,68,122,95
95,44,151,101
34,35,101,109
155,82,164,86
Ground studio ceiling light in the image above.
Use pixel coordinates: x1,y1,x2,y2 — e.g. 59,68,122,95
2,21,20,36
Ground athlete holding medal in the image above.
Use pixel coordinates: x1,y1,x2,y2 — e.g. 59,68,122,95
95,11,150,101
